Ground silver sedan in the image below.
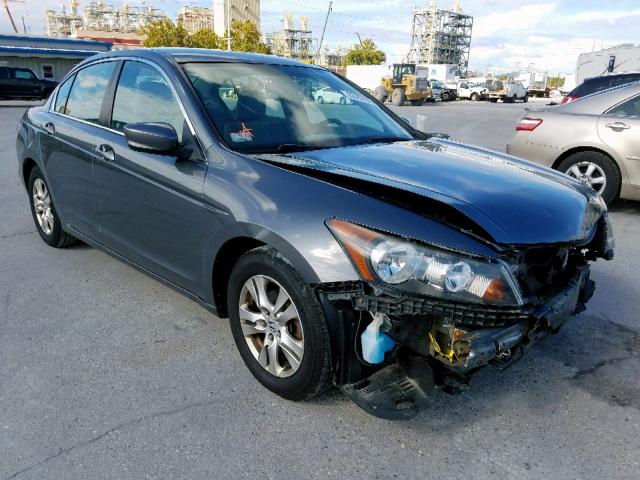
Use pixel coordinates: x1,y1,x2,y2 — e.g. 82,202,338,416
507,81,640,204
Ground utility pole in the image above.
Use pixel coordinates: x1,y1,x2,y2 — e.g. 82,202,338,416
227,0,231,51
315,1,332,64
2,0,24,34
355,32,363,46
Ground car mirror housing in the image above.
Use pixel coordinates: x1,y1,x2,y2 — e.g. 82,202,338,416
124,122,178,154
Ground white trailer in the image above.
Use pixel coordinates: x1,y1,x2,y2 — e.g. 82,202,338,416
514,69,549,97
576,44,640,84
345,64,392,92
419,64,458,100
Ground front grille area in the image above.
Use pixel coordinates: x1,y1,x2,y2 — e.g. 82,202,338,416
352,294,529,327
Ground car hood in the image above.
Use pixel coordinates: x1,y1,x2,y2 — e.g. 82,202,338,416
257,139,603,245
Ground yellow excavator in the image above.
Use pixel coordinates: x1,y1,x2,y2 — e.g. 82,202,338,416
374,63,432,106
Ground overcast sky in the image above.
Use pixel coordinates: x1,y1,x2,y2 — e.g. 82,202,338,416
2,1,638,74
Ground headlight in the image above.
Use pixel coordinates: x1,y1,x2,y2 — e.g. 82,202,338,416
327,219,523,306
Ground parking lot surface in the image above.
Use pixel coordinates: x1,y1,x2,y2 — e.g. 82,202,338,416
1,102,639,479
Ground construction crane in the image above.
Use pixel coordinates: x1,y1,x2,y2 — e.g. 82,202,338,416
3,0,25,34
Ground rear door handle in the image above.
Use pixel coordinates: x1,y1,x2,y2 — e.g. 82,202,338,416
44,122,55,135
604,122,631,131
95,144,115,162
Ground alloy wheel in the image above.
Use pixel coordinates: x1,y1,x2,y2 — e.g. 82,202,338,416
238,275,304,378
565,161,607,195
32,178,54,235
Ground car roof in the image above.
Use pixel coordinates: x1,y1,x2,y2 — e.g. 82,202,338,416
80,48,321,69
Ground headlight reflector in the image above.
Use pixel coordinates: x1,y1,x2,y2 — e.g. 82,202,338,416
327,219,523,306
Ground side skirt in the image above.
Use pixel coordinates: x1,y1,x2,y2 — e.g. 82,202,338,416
64,224,220,318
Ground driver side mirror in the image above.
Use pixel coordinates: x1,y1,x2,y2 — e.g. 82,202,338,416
400,116,413,127
124,122,178,154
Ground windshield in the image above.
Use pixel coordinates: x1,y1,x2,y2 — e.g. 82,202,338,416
183,63,413,153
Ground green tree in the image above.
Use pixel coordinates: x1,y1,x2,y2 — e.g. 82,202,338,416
228,20,271,54
189,28,222,49
344,39,386,66
140,19,190,47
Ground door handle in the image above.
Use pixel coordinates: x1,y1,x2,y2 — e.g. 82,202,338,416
44,122,55,135
604,122,631,131
95,144,115,162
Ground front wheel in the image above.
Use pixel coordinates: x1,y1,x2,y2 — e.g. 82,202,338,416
410,98,425,106
470,92,479,101
317,96,324,104
228,247,332,401
523,94,529,103
557,151,620,205
391,88,406,106
339,96,347,105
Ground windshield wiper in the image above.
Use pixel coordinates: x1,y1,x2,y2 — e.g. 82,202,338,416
344,136,408,147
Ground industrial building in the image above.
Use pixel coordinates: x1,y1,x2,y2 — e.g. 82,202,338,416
177,6,214,34
0,34,111,81
45,0,166,37
213,0,260,37
406,0,473,77
266,14,315,62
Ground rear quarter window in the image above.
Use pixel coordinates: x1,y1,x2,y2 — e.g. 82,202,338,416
54,74,75,114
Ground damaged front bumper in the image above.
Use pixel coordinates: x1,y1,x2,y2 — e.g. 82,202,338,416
317,265,595,420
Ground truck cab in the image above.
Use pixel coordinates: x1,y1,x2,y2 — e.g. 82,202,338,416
0,67,58,100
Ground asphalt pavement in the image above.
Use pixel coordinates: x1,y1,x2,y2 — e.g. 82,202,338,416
1,102,639,479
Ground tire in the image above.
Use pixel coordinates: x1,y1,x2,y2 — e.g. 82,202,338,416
489,98,498,103
317,96,324,104
339,96,346,105
410,98,425,106
228,246,332,401
523,94,529,103
28,166,77,248
442,92,450,102
391,88,405,106
470,92,479,101
557,151,620,205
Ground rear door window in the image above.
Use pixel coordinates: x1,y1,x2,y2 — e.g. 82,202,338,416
54,74,75,114
0,67,8,80
65,61,116,124
607,95,640,118
110,61,186,142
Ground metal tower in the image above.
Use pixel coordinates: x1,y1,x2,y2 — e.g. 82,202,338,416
406,1,473,76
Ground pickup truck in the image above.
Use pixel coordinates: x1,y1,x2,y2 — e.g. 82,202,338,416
0,67,58,100
485,79,528,103
457,81,486,101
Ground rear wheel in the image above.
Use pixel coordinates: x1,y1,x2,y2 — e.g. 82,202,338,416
523,94,529,103
442,91,450,101
557,151,620,205
28,166,77,248
228,247,332,401
339,96,347,105
391,88,406,106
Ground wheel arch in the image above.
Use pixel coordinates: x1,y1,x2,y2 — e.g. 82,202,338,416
22,157,38,190
211,236,266,318
209,226,329,318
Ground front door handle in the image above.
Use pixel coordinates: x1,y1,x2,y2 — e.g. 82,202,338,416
95,144,115,162
604,121,631,131
44,122,55,135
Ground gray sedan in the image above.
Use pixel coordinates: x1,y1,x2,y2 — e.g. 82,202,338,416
507,81,640,205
